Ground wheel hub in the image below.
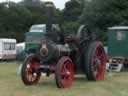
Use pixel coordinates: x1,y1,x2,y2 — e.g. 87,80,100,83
96,58,101,68
66,71,70,76
27,64,30,69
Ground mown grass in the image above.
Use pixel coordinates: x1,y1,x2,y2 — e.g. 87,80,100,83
0,62,128,96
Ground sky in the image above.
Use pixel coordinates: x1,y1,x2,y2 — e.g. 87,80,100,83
0,0,70,9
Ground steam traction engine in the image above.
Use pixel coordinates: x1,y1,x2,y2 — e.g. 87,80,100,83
21,2,106,88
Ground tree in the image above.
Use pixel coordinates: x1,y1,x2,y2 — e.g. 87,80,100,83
0,1,62,42
63,0,83,22
80,0,128,43
60,0,84,34
0,2,32,42
22,0,41,6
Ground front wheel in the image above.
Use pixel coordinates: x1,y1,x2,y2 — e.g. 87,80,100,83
21,54,41,85
84,42,106,81
55,56,74,88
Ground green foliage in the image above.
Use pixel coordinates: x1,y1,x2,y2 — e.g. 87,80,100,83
0,0,83,42
80,0,128,42
63,0,83,22
0,1,60,42
1,0,128,43
62,21,80,35
61,0,83,35
0,2,32,42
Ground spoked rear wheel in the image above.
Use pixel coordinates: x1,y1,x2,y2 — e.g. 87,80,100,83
85,42,106,81
55,57,74,88
21,54,41,85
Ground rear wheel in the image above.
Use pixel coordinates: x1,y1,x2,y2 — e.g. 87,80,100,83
55,57,74,88
21,54,41,85
84,42,106,81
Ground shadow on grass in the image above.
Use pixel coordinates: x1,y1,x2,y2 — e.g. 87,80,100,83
38,79,56,88
39,81,55,86
37,75,89,88
74,77,87,82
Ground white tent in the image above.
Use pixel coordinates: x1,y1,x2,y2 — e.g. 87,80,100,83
16,42,25,54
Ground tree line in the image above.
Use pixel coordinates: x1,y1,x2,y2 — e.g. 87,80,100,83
0,0,128,43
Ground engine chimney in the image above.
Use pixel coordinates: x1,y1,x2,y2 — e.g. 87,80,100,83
45,2,55,33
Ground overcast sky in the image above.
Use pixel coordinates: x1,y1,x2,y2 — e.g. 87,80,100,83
0,0,70,9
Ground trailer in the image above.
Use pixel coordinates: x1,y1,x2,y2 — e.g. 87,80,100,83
108,26,128,71
0,38,16,60
25,24,59,52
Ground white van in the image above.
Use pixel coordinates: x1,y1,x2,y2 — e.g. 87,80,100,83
0,39,16,60
16,42,25,54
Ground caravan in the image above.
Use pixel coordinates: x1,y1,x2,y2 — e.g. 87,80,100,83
0,39,16,60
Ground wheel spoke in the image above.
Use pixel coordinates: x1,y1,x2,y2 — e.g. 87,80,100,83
91,45,106,80
21,55,41,85
56,57,74,88
61,63,72,86
96,46,105,80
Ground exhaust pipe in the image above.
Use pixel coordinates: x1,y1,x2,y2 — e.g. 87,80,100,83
45,2,55,33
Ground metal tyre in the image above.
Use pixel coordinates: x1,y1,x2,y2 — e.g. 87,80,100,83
21,54,41,85
55,56,74,88
84,42,106,81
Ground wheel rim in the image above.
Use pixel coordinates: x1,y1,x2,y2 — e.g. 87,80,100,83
60,60,74,88
25,56,41,84
92,45,106,80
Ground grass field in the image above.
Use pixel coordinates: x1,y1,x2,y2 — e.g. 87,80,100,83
0,62,128,96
